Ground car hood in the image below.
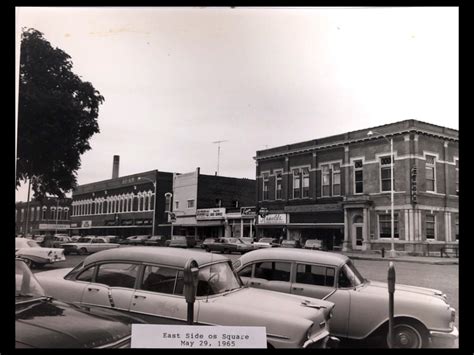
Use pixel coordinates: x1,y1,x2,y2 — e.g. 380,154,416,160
16,299,131,348
359,280,446,300
198,287,334,338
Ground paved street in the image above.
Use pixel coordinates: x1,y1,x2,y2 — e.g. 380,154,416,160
35,247,459,343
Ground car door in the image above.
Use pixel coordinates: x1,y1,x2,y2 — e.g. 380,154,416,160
246,261,292,293
81,262,138,312
129,264,193,324
290,262,351,338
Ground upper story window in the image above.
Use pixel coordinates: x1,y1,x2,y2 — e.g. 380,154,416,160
42,206,47,220
292,168,301,199
233,200,239,208
380,156,394,192
30,207,34,221
378,213,399,239
322,165,330,197
455,159,459,195
275,170,283,200
302,168,310,198
187,199,195,208
36,206,41,220
425,214,436,240
354,160,364,194
425,155,436,192
321,163,341,197
332,164,341,196
175,201,179,210
262,172,270,200
21,209,24,222
215,199,222,207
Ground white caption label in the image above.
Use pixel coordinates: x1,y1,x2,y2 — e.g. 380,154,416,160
131,325,267,348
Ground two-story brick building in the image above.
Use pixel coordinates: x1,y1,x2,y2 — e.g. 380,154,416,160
170,168,256,240
70,157,173,237
254,119,458,255
15,197,72,236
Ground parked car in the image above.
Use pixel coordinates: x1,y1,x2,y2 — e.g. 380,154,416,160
304,239,324,250
35,247,338,348
240,237,255,244
168,235,196,248
101,235,121,243
233,248,458,348
253,238,280,249
60,237,120,255
118,235,151,245
15,258,138,348
204,237,255,254
50,235,72,248
144,235,166,246
200,237,217,249
15,238,66,268
281,239,302,248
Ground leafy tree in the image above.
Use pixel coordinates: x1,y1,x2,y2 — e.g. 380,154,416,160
17,28,104,199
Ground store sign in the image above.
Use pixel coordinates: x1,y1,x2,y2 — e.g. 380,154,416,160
81,220,92,228
38,224,70,230
196,208,226,220
258,214,287,225
240,207,256,217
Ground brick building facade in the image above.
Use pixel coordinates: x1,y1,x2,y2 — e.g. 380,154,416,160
170,168,256,240
255,120,458,255
70,169,173,237
15,197,72,236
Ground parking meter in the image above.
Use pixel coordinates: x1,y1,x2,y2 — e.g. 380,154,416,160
183,259,199,324
387,262,396,348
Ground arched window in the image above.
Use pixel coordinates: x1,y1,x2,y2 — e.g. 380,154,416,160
42,206,47,219
36,206,41,220
147,191,153,210
64,207,69,220
57,207,63,220
51,207,56,221
143,194,148,211
30,207,35,221
137,193,142,211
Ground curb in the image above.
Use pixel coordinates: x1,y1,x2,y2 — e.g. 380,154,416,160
347,255,458,265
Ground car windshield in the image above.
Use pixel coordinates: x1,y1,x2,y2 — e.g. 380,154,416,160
77,237,92,243
197,262,242,296
259,238,273,243
16,260,46,301
172,236,186,241
339,260,366,287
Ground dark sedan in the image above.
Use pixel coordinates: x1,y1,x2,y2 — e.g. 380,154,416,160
281,239,302,248
204,237,254,254
15,258,140,348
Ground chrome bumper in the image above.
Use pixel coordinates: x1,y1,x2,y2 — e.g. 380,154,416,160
429,326,458,348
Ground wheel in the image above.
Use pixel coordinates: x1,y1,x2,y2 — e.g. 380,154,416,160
386,321,426,348
205,246,210,252
78,247,88,255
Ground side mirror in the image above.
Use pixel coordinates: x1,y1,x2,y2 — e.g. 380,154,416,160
183,259,199,304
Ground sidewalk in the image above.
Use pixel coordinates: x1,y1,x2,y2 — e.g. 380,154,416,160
333,250,458,265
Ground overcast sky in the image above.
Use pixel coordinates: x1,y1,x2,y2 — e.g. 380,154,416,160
15,7,459,202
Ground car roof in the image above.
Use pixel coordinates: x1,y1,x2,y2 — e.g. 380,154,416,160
83,246,229,269
238,248,348,267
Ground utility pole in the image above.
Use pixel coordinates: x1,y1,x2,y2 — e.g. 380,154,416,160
212,140,228,176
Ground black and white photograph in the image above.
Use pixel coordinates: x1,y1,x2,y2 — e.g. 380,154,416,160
15,6,459,350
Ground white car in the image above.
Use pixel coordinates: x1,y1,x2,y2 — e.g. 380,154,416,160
60,237,120,255
35,247,339,348
15,238,66,268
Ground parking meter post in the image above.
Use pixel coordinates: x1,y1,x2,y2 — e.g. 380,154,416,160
387,262,396,348
183,259,199,325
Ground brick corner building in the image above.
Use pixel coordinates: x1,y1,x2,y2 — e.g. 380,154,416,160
254,119,458,256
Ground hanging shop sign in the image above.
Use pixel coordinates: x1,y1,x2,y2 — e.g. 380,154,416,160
240,207,256,217
196,208,226,220
258,214,287,225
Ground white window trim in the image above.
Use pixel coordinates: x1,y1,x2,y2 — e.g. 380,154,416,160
379,155,395,193
274,169,283,200
425,213,437,241
424,152,437,193
353,159,364,195
377,213,400,240
261,170,270,201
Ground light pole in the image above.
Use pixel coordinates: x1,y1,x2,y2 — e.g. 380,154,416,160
164,192,173,237
367,130,396,258
138,176,157,236
55,196,60,235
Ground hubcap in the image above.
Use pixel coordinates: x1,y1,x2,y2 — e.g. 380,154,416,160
390,324,422,348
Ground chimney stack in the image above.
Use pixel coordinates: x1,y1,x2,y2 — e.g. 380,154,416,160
112,155,120,179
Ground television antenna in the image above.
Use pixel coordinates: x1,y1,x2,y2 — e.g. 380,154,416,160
212,140,228,175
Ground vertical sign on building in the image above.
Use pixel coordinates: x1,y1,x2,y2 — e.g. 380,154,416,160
410,167,417,204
